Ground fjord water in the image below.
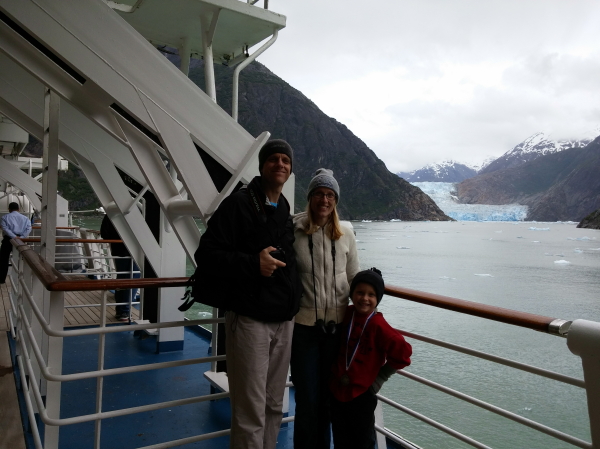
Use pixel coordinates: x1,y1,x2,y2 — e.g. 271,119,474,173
76,216,599,448
355,220,599,449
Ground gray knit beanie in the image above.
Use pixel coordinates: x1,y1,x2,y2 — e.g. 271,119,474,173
307,168,340,201
258,139,293,173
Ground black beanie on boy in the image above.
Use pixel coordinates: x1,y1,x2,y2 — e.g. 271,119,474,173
350,267,385,305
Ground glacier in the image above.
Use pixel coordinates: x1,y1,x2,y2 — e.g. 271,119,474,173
412,182,529,221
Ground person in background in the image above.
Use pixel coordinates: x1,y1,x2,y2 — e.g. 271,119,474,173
0,202,32,284
291,169,359,449
195,139,302,449
100,215,139,322
330,268,412,449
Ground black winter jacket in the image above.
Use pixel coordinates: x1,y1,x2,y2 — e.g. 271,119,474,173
194,177,302,322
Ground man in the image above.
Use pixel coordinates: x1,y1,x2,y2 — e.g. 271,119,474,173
0,202,32,284
195,139,302,449
100,214,139,322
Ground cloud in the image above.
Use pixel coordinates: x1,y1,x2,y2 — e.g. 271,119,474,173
257,0,600,172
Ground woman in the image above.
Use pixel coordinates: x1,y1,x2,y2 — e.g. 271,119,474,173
291,168,360,449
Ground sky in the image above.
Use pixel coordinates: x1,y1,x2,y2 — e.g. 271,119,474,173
256,0,600,173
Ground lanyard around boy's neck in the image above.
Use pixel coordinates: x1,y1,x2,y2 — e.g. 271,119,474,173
345,310,376,371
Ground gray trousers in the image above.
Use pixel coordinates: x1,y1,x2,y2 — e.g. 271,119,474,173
226,312,294,449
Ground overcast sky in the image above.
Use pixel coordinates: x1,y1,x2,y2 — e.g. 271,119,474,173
256,0,600,173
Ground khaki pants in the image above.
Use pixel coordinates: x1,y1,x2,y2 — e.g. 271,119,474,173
226,312,294,449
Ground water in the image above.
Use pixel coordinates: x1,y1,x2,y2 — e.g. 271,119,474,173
354,220,599,449
76,216,600,448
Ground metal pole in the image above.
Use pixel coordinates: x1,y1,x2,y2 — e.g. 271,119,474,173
232,31,278,121
42,88,62,449
567,319,600,448
200,9,221,103
179,36,192,76
94,291,108,449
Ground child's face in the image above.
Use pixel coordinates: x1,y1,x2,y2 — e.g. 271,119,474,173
351,282,378,315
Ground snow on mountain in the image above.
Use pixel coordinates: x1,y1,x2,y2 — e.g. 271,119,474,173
480,132,593,175
397,160,477,182
412,182,528,221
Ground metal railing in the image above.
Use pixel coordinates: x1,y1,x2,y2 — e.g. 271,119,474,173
371,286,599,449
8,239,235,449
6,239,600,449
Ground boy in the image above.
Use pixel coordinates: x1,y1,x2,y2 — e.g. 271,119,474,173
329,268,412,449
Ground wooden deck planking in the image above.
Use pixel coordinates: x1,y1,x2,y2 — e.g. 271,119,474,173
1,278,140,332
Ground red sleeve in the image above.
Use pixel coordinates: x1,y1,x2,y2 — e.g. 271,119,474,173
378,317,412,370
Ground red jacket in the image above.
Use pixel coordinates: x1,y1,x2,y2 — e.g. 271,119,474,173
330,305,412,402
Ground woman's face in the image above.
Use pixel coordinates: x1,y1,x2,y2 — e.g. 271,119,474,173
309,187,336,224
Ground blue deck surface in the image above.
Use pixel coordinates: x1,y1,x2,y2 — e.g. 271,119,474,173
20,325,296,449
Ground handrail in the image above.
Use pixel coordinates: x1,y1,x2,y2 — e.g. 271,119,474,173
385,285,569,336
32,226,81,229
21,238,122,243
15,239,188,291
14,239,569,336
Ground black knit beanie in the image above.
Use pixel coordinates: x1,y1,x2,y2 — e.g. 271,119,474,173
350,267,385,305
258,139,293,173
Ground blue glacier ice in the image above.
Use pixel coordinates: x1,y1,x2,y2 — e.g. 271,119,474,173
412,182,529,222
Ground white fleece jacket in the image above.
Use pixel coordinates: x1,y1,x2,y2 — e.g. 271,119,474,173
293,212,360,326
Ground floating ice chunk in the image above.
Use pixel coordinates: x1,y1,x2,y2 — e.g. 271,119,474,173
555,254,564,257
474,273,493,277
529,227,550,231
590,248,600,251
390,219,401,222
516,236,523,239
574,248,583,253
439,276,456,280
396,246,411,249
532,241,541,243
554,260,571,264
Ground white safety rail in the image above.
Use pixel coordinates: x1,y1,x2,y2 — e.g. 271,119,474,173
78,228,114,278
8,241,234,449
372,287,600,449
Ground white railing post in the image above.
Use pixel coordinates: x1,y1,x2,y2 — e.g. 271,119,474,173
44,290,65,449
19,252,42,414
374,399,387,448
567,319,600,448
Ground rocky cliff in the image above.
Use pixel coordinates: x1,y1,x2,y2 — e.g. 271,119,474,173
578,209,600,229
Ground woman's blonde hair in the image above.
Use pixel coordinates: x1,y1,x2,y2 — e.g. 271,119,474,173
303,199,344,240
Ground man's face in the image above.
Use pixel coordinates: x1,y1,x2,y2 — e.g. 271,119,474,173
261,153,291,187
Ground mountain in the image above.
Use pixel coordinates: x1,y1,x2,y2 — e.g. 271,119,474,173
457,136,600,221
480,132,592,175
184,59,450,221
397,160,477,182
